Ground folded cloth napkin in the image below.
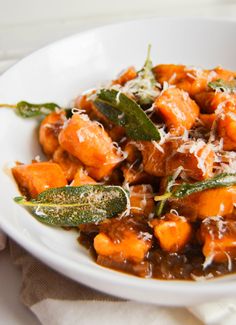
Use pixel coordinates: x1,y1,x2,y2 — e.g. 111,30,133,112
9,240,201,325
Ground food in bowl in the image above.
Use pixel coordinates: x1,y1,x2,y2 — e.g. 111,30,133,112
4,46,236,280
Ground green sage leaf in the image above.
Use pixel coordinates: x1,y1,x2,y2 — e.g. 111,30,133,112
155,173,236,202
172,173,236,198
94,89,160,141
134,44,158,106
156,176,174,216
208,79,236,93
14,185,129,226
15,101,60,118
0,101,61,118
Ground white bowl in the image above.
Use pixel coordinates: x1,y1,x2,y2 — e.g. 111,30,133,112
1,17,236,306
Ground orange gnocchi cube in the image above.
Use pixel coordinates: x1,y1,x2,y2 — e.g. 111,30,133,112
154,88,199,136
195,91,236,114
199,113,216,129
71,168,96,186
130,184,155,217
75,94,109,125
39,111,66,156
12,162,67,198
112,66,137,86
217,112,236,151
201,217,236,263
153,65,236,98
122,165,153,185
141,141,170,177
214,66,236,82
166,141,214,181
53,146,82,181
58,114,122,180
153,64,216,97
94,222,151,264
171,186,236,220
150,213,192,253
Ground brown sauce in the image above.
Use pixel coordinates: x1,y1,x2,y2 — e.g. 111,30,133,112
78,216,236,281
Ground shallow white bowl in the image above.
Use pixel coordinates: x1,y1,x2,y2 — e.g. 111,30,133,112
1,17,236,306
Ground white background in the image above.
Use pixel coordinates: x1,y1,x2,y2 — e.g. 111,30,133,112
1,0,236,72
1,0,236,324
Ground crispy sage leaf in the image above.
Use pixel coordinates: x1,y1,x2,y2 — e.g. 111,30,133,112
208,79,236,93
14,185,129,226
155,173,236,201
15,101,60,118
136,44,157,106
0,101,61,118
173,173,236,198
156,176,173,216
142,44,153,78
94,89,160,141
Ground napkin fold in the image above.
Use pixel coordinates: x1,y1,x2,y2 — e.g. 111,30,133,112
9,241,201,325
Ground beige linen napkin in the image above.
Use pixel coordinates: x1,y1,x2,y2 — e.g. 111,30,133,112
9,240,202,325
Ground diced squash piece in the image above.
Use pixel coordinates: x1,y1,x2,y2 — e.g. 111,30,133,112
166,141,214,180
86,163,118,181
130,184,155,217
141,140,180,177
12,162,67,198
141,141,169,177
217,112,236,151
75,93,109,125
53,146,82,181
153,65,236,98
112,66,137,86
150,213,192,253
171,186,236,220
195,92,236,150
39,111,66,156
194,91,216,113
199,114,216,129
153,64,186,85
58,114,122,180
122,165,153,185
213,67,236,82
124,142,142,164
201,216,236,263
195,91,236,114
71,168,96,186
153,64,216,97
94,229,151,263
154,88,199,135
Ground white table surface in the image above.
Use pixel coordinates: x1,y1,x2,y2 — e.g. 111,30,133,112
1,1,236,323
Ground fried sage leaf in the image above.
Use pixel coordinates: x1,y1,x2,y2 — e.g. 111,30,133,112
136,44,157,106
0,101,60,118
173,173,236,198
155,173,236,201
156,176,174,216
208,79,236,93
14,185,129,226
94,89,160,141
